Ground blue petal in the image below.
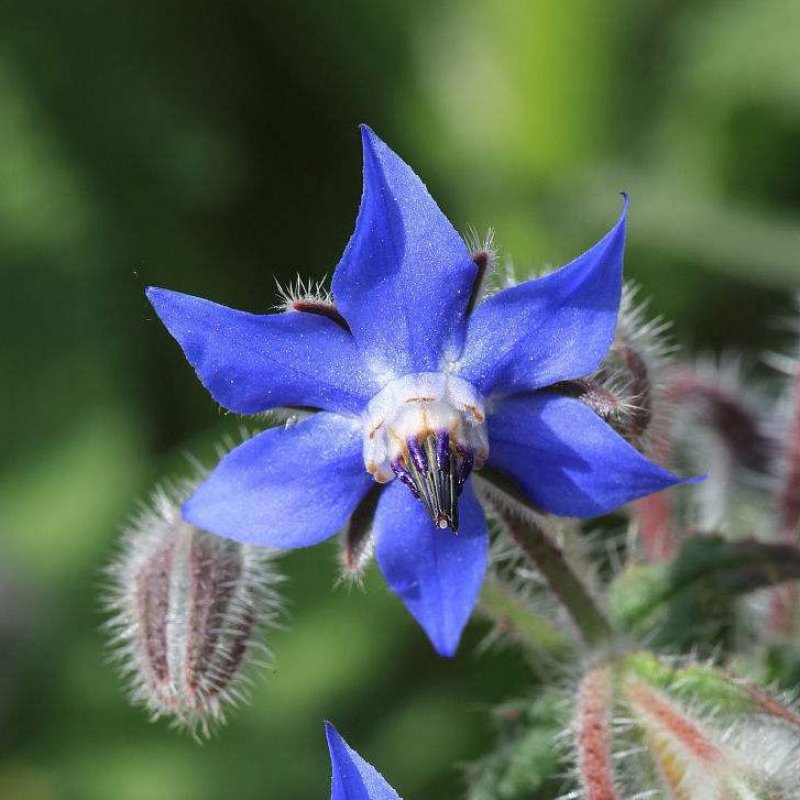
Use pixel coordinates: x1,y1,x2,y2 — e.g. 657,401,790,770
332,126,478,375
459,198,627,395
146,287,378,415
487,392,689,517
373,479,488,656
326,722,401,800
183,413,373,548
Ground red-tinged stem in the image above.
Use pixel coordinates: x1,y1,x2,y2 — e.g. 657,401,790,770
577,665,619,800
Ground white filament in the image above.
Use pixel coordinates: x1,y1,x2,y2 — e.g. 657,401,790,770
362,372,489,482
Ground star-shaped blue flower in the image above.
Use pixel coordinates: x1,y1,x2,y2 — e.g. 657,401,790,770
326,722,401,800
146,126,686,656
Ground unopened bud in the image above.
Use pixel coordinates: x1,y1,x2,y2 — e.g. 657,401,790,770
105,482,283,736
568,651,800,800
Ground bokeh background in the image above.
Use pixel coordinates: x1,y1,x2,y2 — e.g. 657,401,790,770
1,1,798,798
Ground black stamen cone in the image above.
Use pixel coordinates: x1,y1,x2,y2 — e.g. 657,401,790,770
394,432,472,532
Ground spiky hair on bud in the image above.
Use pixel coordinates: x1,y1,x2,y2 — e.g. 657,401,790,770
562,651,800,800
575,664,618,800
464,226,499,314
103,478,284,738
464,226,497,272
274,274,350,331
602,283,674,444
546,283,672,457
274,274,333,311
616,283,675,373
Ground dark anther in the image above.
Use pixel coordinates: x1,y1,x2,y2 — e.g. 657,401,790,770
392,431,471,532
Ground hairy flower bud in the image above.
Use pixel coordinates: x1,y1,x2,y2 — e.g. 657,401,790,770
105,481,283,736
570,652,800,800
556,283,673,449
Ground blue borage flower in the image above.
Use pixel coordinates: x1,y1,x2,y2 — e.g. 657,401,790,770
326,722,401,800
146,126,688,656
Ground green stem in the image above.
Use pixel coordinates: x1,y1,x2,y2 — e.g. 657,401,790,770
478,577,572,655
478,472,615,646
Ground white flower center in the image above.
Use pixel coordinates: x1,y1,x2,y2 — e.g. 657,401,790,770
362,373,489,531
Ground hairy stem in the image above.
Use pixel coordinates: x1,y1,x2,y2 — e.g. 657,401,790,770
477,576,572,655
478,472,615,645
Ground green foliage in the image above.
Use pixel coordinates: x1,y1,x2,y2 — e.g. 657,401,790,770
466,694,566,800
610,537,800,650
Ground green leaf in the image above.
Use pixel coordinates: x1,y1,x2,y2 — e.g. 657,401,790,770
466,694,566,800
610,536,800,649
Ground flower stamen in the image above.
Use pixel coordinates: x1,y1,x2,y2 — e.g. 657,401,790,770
391,431,469,530
363,373,488,531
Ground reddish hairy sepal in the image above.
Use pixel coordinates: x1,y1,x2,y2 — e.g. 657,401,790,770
289,299,350,331
275,275,351,330
338,484,382,582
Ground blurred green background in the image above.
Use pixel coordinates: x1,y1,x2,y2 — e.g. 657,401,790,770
0,1,798,798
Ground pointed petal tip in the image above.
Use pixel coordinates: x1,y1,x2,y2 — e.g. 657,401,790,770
325,720,401,800
612,192,629,230
144,284,163,303
656,465,705,490
431,636,459,658
414,602,463,657
144,285,178,315
400,594,464,657
324,720,342,748
180,496,201,528
374,481,487,659
359,124,383,157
